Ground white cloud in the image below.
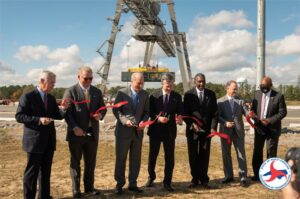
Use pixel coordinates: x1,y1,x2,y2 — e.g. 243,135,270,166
188,10,256,72
190,10,253,34
267,34,300,56
14,45,49,62
0,60,15,74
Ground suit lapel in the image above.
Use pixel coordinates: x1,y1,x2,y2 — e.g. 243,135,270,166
34,88,46,112
75,84,89,111
266,90,275,117
192,87,201,104
127,87,135,111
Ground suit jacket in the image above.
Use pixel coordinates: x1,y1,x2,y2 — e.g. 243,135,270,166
183,87,218,137
15,88,64,153
63,83,107,141
112,87,149,139
217,96,247,138
251,89,287,137
147,89,183,139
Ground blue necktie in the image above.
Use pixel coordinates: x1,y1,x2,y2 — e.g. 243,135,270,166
133,93,139,110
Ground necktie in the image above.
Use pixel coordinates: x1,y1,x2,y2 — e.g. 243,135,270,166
44,93,48,110
133,93,138,111
199,92,203,104
163,94,169,113
230,98,234,112
260,94,266,119
84,89,90,109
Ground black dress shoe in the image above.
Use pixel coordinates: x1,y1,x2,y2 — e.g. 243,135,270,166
73,192,82,198
201,182,211,189
251,176,259,181
240,180,248,187
128,186,143,193
164,184,174,192
85,188,100,195
38,196,53,199
188,182,198,188
115,187,123,195
145,178,154,187
221,177,234,184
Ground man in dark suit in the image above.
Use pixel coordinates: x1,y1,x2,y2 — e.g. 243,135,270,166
63,66,107,198
251,76,287,181
145,73,183,191
217,80,247,186
112,72,149,194
183,73,218,188
15,70,67,199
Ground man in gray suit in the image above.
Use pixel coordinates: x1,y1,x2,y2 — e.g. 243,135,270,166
112,72,149,194
217,80,247,186
63,66,107,198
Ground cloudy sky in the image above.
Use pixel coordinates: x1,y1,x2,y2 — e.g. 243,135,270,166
0,0,299,88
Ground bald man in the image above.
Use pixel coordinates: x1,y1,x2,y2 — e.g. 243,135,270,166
250,76,287,181
112,73,149,194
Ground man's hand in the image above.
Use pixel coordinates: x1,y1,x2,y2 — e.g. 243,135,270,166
176,115,183,125
260,119,270,126
59,99,69,110
126,120,136,127
91,113,102,121
73,127,86,136
191,123,201,132
225,121,234,128
158,116,169,124
40,117,53,126
137,121,146,131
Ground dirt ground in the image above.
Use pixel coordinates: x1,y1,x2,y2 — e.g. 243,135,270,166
1,127,298,199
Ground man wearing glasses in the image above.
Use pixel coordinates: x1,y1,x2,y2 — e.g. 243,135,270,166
63,66,107,198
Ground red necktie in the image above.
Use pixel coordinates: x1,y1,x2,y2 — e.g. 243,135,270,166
44,93,48,110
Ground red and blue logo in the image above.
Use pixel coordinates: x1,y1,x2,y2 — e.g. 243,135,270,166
259,158,291,190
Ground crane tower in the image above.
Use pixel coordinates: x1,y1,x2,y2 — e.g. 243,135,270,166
97,0,192,92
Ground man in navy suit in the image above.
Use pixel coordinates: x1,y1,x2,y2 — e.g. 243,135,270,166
15,70,67,199
145,73,183,191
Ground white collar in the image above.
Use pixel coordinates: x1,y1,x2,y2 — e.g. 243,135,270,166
162,89,170,96
227,95,234,100
78,82,90,91
196,87,204,94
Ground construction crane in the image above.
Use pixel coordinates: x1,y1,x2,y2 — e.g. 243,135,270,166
97,0,192,92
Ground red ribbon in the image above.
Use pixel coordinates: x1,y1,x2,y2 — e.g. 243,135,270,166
138,112,163,128
207,131,232,145
90,101,129,117
62,98,90,105
179,115,203,127
246,111,256,128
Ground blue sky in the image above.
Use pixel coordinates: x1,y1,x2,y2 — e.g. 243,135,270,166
0,0,299,87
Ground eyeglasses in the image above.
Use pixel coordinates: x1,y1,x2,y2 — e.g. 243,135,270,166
83,77,93,81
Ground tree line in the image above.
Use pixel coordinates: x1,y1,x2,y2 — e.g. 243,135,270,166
0,83,299,102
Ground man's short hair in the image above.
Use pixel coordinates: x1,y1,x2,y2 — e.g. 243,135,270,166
194,73,205,80
78,66,93,74
226,80,237,88
161,73,174,84
39,70,56,82
131,72,144,81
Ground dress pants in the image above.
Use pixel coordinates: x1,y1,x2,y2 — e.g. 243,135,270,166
68,136,98,193
23,147,54,199
252,132,279,177
187,133,211,184
148,134,175,185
